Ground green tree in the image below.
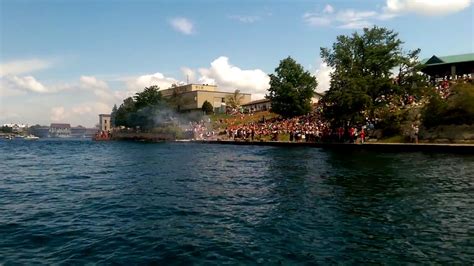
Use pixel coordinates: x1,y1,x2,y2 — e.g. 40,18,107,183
423,83,474,127
321,26,425,126
201,100,214,115
115,97,136,127
110,104,118,127
134,85,162,110
0,126,13,133
267,57,317,118
225,89,244,109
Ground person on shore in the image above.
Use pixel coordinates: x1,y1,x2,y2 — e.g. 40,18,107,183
337,127,344,142
413,124,419,144
349,127,355,143
360,128,365,144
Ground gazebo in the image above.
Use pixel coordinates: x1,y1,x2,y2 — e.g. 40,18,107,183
421,53,474,80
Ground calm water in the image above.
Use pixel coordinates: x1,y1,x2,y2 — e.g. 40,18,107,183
1,139,473,264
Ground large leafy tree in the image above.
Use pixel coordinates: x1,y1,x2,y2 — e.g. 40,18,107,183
267,57,318,118
115,97,136,127
321,26,426,126
134,85,162,110
110,104,118,127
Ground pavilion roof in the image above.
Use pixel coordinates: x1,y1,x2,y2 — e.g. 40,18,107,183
422,53,474,66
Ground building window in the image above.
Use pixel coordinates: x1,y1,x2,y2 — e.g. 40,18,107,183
221,98,225,102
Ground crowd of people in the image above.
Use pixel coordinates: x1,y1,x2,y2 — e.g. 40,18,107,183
224,113,329,142
93,130,111,141
220,110,372,144
187,120,217,140
185,75,474,143
432,75,472,99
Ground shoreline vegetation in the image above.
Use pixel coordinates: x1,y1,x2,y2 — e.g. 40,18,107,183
100,26,473,146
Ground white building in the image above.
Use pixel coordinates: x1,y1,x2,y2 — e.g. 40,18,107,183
49,123,71,138
99,114,111,131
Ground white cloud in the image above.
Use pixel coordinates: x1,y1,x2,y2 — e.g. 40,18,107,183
169,17,194,35
303,14,332,27
0,59,56,95
304,0,472,29
0,59,52,77
338,20,373,29
0,78,27,96
304,7,378,29
314,62,333,93
336,10,377,29
116,72,180,99
72,102,110,115
384,0,472,16
323,4,334,14
197,56,270,98
50,106,68,122
79,75,117,102
128,72,178,91
50,102,112,126
71,105,93,115
80,76,108,90
229,15,261,23
8,76,48,93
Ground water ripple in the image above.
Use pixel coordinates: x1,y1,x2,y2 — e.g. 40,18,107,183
0,140,473,264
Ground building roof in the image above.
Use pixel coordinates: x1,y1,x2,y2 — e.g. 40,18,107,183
422,53,474,66
241,98,271,106
50,123,71,128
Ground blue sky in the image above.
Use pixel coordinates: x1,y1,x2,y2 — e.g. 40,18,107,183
1,0,473,127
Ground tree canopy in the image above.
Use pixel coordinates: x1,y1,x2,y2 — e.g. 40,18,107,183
267,57,317,118
114,86,165,129
115,97,136,128
110,104,118,127
423,83,474,128
320,26,427,126
134,85,162,110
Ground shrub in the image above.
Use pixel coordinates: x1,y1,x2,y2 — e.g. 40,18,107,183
201,100,214,115
422,83,474,128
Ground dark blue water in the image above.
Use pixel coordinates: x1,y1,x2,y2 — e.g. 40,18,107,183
1,139,473,264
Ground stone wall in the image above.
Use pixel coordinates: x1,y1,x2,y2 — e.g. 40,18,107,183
420,125,474,143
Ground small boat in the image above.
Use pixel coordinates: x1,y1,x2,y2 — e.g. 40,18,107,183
24,135,40,140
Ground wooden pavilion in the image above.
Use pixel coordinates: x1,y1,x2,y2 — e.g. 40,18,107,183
421,53,474,80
